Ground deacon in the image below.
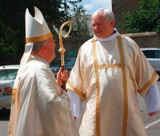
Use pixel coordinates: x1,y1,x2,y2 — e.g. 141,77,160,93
66,8,160,136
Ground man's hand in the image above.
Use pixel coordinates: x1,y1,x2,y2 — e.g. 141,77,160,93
59,87,67,94
56,67,68,86
74,116,77,122
148,111,157,116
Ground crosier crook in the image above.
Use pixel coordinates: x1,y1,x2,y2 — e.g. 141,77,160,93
59,21,72,90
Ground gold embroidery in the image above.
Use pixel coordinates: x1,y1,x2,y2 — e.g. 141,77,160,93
92,39,101,136
12,88,16,99
98,63,121,69
11,99,15,104
67,80,86,100
92,36,128,136
8,123,12,135
11,88,17,104
138,71,158,93
118,36,128,136
26,32,53,43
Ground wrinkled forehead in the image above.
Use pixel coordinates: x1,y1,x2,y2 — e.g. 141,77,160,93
92,14,106,23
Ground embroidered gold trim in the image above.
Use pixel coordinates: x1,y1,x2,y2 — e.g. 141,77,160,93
118,36,128,136
92,36,128,136
8,123,12,135
26,32,53,43
92,39,101,136
98,63,121,69
12,88,17,104
67,80,86,99
137,71,158,93
12,88,16,99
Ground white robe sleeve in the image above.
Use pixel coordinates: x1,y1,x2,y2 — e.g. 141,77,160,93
67,90,83,118
144,82,160,113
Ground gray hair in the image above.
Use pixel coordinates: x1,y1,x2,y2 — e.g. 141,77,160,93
92,8,115,22
32,40,47,53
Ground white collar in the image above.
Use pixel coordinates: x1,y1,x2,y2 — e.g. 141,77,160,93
32,55,49,66
94,28,120,42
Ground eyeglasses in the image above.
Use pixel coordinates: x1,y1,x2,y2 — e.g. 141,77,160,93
45,39,56,44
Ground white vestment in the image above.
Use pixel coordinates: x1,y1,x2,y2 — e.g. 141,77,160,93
66,33,160,136
8,56,79,136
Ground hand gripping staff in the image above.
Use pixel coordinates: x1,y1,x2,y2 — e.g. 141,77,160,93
59,21,72,90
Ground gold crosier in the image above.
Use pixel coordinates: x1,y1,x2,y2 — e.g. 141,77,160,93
59,21,72,90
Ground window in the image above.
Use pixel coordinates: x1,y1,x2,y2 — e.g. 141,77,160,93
142,50,155,58
154,51,160,58
0,69,18,80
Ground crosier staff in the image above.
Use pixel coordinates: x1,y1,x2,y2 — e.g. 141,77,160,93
59,21,72,90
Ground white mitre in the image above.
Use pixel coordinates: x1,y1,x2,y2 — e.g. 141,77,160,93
25,6,53,43
20,6,53,65
13,7,53,89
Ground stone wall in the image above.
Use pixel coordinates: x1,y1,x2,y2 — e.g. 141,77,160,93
123,32,160,48
55,36,90,59
55,32,160,59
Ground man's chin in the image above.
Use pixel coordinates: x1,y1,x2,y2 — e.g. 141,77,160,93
95,33,103,38
49,55,56,64
52,55,56,60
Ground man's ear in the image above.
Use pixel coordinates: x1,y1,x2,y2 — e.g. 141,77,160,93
41,43,47,53
110,20,114,27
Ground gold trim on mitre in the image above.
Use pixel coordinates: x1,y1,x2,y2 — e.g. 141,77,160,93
26,32,52,43
25,6,53,44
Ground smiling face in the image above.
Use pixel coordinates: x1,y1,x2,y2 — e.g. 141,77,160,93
92,13,114,39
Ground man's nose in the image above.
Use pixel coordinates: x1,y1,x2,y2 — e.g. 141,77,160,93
94,25,99,29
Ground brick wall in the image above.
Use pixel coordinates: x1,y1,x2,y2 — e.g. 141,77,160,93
54,36,91,58
112,0,140,33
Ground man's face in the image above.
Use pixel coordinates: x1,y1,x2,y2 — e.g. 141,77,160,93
92,14,114,39
45,39,56,63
